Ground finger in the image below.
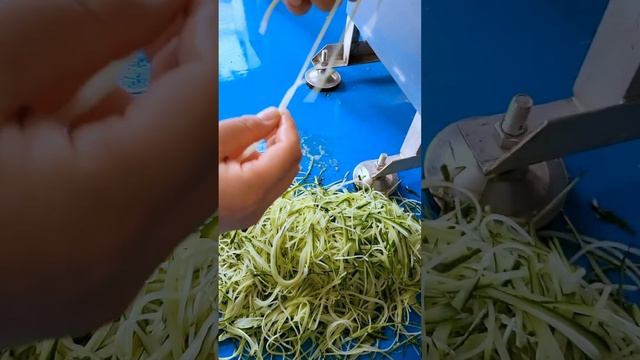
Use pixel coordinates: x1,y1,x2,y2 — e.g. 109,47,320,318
219,108,281,160
69,88,134,130
266,130,279,147
224,163,298,233
135,159,217,283
259,160,300,207
150,37,181,82
240,151,261,164
72,61,216,213
260,127,278,149
0,0,189,119
144,14,186,59
283,0,312,15
310,0,337,12
62,0,208,124
95,160,217,333
176,0,214,66
242,109,302,183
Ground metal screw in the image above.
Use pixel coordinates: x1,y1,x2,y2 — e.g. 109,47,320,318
320,49,329,68
502,94,533,136
376,153,388,169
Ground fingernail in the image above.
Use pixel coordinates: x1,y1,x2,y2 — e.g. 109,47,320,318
257,107,280,123
289,0,303,6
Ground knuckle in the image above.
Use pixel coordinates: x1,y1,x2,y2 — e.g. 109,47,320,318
236,116,257,131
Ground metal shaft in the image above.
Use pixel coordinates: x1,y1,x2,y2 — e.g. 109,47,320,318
502,94,533,136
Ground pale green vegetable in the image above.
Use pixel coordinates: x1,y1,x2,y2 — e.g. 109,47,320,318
1,217,219,360
278,0,343,110
218,182,421,359
258,0,280,35
423,180,640,359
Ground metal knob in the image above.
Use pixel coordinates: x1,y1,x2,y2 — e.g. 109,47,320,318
304,49,342,90
376,153,388,170
320,49,329,68
502,94,533,136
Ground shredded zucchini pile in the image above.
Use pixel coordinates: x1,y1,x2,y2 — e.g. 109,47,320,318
1,218,219,360
423,181,640,359
219,183,421,359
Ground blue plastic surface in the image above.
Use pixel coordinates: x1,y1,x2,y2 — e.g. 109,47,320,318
220,0,420,196
422,0,639,302
219,0,420,358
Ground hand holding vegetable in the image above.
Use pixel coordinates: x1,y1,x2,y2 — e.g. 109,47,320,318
218,108,302,233
0,0,215,347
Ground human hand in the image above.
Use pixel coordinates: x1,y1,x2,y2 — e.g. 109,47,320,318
0,0,215,346
219,108,302,233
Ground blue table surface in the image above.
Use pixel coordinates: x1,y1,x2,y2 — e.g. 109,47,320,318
220,0,421,197
423,0,639,302
219,0,420,358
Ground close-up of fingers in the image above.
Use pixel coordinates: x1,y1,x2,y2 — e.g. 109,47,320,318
68,88,134,130
310,0,335,12
149,37,181,82
266,132,278,147
144,14,187,59
259,162,300,207
283,0,312,15
239,141,300,188
0,0,189,118
239,151,261,163
176,0,215,65
274,110,300,146
219,113,278,159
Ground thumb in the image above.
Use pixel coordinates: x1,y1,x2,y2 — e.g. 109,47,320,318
0,0,189,119
219,107,282,160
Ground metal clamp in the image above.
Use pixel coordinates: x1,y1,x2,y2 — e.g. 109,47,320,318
304,18,379,90
424,0,640,227
354,112,421,195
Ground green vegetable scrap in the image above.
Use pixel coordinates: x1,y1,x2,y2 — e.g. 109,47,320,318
590,199,636,236
423,180,640,360
1,218,219,360
218,182,421,359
